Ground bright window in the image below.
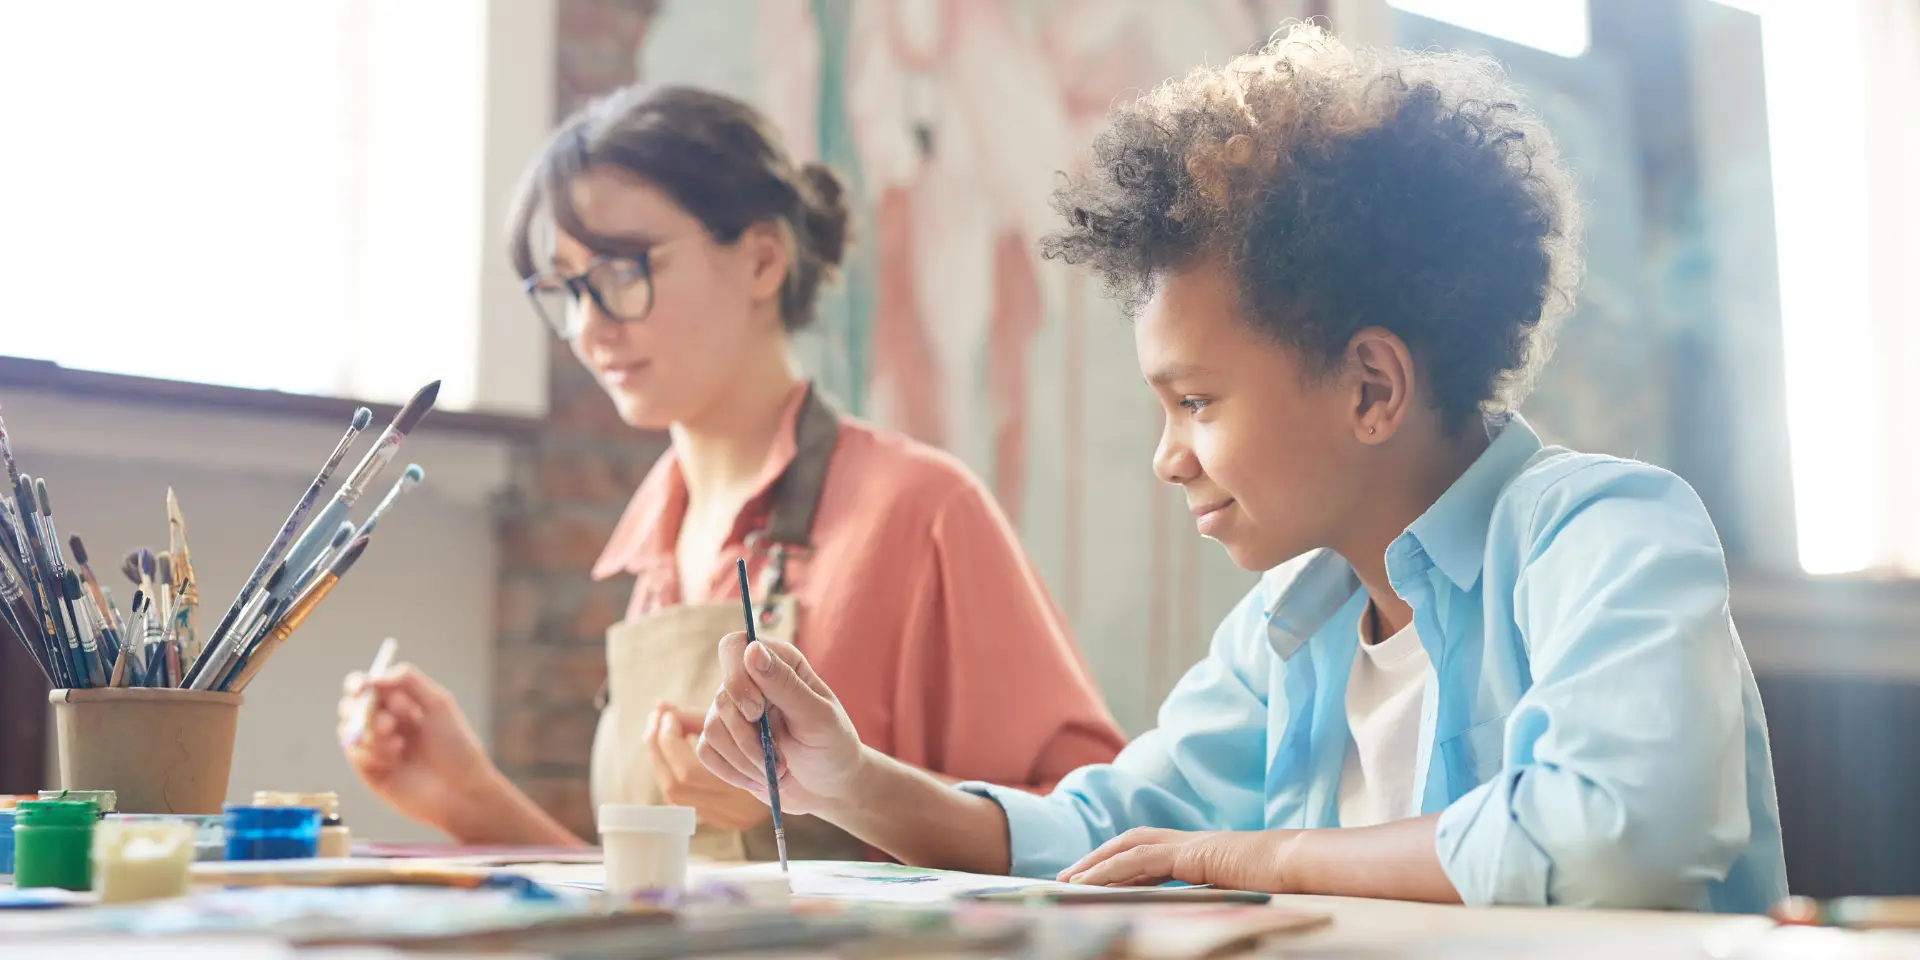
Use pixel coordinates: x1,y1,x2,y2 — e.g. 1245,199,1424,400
1723,0,1920,575
0,1,513,413
1386,0,1591,58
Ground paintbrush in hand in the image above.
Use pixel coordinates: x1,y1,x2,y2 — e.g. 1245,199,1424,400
735,557,788,873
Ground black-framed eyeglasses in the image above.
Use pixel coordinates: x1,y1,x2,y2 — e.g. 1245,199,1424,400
523,253,656,339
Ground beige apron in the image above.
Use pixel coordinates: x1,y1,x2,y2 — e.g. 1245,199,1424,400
589,387,867,863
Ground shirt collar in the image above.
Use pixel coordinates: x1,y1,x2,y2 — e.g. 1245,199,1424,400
1262,550,1363,659
1389,412,1544,591
590,381,813,581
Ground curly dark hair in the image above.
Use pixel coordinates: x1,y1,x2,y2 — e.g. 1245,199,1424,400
1041,24,1582,423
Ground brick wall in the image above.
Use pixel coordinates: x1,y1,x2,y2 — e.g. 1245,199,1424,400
490,0,665,841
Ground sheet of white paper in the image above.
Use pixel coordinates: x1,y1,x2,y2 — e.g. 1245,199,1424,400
694,860,1065,904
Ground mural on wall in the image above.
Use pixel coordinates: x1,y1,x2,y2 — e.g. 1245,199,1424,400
640,0,1301,729
621,0,1667,729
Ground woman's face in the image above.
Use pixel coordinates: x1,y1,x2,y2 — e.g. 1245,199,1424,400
550,165,790,430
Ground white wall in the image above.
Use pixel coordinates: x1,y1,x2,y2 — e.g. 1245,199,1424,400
474,0,557,419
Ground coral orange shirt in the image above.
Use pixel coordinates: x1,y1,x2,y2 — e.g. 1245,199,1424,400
592,385,1126,789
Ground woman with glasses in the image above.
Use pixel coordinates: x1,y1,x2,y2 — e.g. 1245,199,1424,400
335,86,1125,859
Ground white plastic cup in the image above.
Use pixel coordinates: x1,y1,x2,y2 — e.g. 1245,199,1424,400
598,804,696,898
92,818,195,903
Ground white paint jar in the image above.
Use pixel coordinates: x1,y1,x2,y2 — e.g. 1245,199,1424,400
92,818,194,903
598,804,696,898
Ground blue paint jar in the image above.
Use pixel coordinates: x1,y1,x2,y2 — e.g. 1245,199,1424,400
0,810,15,875
223,805,320,861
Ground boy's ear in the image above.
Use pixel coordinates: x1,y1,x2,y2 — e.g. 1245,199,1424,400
1348,327,1416,443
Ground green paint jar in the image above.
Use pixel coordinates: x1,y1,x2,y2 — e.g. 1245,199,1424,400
38,789,116,815
13,800,95,890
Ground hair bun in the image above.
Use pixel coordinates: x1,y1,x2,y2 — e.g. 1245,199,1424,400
797,162,850,269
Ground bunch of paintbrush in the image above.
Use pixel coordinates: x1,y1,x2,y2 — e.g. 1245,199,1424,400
182,380,436,693
0,379,437,693
111,546,194,688
0,412,117,689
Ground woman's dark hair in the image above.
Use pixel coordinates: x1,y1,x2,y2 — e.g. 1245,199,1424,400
1041,24,1582,423
509,85,850,331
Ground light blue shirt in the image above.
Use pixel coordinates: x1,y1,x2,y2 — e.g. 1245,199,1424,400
963,415,1787,913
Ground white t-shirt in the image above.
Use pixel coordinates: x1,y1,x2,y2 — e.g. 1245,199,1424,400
1336,616,1430,828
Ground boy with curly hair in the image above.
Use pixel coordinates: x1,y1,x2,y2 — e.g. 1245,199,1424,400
694,24,1788,912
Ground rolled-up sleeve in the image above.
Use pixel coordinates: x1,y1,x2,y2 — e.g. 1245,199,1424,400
960,583,1276,879
1436,465,1751,910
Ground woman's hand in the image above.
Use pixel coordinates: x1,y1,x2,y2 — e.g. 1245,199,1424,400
695,633,865,814
1058,828,1303,892
647,703,769,831
338,664,501,834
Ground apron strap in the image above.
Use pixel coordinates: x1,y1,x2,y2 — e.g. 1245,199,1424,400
745,383,839,603
757,384,840,550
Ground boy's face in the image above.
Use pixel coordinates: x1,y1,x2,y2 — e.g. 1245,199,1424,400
1137,258,1367,571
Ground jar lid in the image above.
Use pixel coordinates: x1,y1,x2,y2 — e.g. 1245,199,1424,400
253,791,340,819
15,800,97,826
107,813,221,826
39,789,115,813
224,805,322,831
597,804,696,836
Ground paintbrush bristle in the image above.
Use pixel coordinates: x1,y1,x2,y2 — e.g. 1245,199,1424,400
20,476,37,514
330,536,372,576
351,407,373,430
139,548,156,580
401,464,425,489
393,381,440,434
264,563,287,593
33,477,50,516
69,534,88,567
121,551,144,586
329,521,355,549
157,553,172,588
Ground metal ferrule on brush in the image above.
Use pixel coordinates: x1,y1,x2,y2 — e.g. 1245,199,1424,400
336,381,437,508
186,567,281,690
336,429,402,508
